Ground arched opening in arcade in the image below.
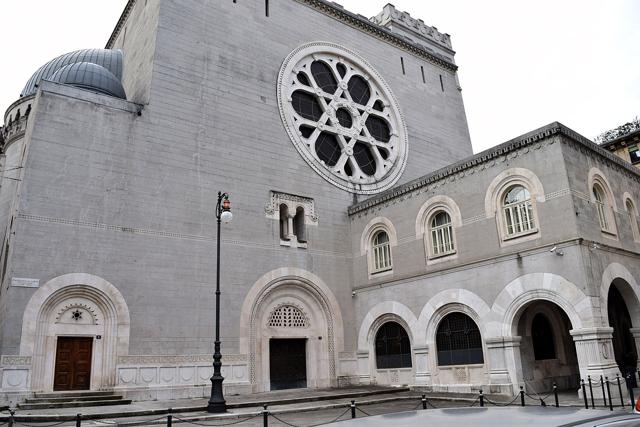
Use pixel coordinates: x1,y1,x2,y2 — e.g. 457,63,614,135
607,279,639,385
371,320,413,385
516,300,579,393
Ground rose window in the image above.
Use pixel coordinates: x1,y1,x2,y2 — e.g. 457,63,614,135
278,42,408,194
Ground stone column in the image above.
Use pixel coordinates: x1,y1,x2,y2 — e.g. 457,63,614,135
571,327,622,399
486,336,522,394
356,350,371,385
629,327,640,371
413,345,430,386
287,213,295,241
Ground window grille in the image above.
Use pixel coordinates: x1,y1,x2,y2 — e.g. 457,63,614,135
375,322,412,369
532,313,556,360
268,305,308,328
436,312,484,366
372,231,392,273
593,184,610,231
430,211,454,256
502,185,535,237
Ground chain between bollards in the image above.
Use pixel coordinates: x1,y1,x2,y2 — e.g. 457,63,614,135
553,383,559,408
350,400,357,419
581,379,588,409
588,375,595,409
479,389,484,407
519,386,525,407
617,374,624,407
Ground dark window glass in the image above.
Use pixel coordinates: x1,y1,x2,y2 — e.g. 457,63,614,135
532,313,556,360
292,91,323,121
375,322,412,369
366,116,391,142
629,146,640,164
373,100,384,112
348,75,371,105
336,108,353,128
353,143,376,176
299,125,314,138
336,63,347,78
311,61,337,94
379,148,389,160
436,313,484,366
315,132,341,166
344,161,353,176
297,72,310,86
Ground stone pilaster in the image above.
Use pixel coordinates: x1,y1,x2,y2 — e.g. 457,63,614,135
571,327,622,399
486,336,522,393
629,328,640,370
356,350,371,385
413,345,430,385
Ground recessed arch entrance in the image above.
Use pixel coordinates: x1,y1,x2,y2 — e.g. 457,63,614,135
607,279,639,382
240,268,344,392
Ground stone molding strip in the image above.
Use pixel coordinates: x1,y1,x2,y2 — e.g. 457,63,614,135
117,354,246,365
106,0,136,49
349,122,640,216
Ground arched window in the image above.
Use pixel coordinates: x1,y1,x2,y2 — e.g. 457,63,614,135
532,313,556,360
593,184,610,231
502,185,535,237
436,312,484,366
372,230,392,273
294,207,306,243
279,204,290,241
375,321,412,369
626,199,640,241
429,211,455,256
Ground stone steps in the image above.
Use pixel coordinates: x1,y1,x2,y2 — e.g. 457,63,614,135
18,391,131,410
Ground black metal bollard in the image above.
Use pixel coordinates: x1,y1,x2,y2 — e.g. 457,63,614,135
581,379,588,409
605,377,613,411
76,413,82,427
553,383,559,408
520,386,525,407
617,374,624,407
601,376,607,407
166,414,172,427
479,390,484,407
263,405,268,427
351,400,357,419
421,394,427,410
588,375,595,408
627,374,635,407
8,410,14,427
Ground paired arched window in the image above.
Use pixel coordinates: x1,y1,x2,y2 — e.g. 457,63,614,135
532,313,556,360
429,211,455,256
372,230,392,273
436,312,484,366
375,321,412,369
593,183,612,232
502,185,536,237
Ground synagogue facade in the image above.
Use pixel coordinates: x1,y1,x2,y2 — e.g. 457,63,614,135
0,0,638,404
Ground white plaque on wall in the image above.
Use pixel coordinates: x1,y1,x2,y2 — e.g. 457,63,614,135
11,278,39,288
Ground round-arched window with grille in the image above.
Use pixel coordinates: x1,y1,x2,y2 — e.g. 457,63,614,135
278,42,408,194
436,312,484,366
375,321,412,369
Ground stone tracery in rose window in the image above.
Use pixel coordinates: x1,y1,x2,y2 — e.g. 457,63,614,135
278,43,408,194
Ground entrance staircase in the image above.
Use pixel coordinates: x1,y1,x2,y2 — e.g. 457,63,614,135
18,391,131,410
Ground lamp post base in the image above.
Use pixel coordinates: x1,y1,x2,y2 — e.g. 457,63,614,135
207,374,226,413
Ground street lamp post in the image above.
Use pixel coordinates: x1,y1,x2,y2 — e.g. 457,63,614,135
207,191,233,413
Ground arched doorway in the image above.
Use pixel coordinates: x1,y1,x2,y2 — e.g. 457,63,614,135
608,280,638,382
516,300,579,392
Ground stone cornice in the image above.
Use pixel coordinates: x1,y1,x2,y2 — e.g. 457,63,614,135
348,122,640,216
105,0,137,49
295,0,458,72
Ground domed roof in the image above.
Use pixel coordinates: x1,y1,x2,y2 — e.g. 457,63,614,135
21,49,124,98
50,62,126,99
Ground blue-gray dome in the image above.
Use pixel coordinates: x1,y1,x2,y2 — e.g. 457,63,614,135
50,62,126,99
21,49,123,98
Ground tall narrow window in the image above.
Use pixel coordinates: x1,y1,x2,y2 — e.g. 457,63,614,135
372,230,392,273
429,211,454,256
420,66,426,84
294,207,306,243
532,313,556,360
375,322,412,369
593,184,609,231
265,0,269,16
400,57,405,75
279,204,290,241
626,199,639,241
439,74,444,92
436,312,484,366
502,185,535,237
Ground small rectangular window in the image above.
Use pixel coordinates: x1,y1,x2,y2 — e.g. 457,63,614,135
421,66,426,84
400,57,405,75
629,145,640,164
265,0,269,16
439,74,444,92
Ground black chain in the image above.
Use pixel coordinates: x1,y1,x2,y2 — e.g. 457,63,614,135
172,413,261,426
305,408,352,427
355,406,371,417
484,394,521,407
268,413,302,427
14,421,70,427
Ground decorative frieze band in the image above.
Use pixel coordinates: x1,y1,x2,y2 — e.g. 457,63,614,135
117,354,247,365
1,356,32,366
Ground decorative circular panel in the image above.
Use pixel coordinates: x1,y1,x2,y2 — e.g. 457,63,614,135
278,42,408,194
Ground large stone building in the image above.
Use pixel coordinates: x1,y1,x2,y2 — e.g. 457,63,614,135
0,0,639,403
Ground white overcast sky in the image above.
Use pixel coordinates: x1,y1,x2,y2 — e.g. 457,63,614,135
1,1,638,153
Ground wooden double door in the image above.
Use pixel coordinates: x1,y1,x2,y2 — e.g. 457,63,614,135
53,337,93,391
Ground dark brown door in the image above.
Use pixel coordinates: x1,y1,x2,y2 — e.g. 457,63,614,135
269,338,307,390
54,337,93,391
